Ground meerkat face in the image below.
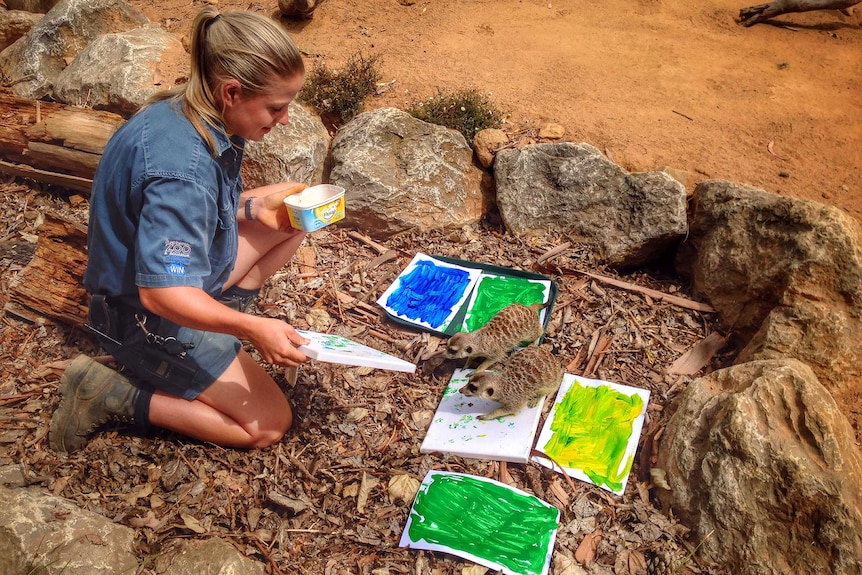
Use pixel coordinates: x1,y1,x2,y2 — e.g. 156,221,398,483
445,333,473,358
459,373,498,400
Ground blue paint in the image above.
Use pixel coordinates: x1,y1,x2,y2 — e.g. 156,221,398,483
385,259,472,329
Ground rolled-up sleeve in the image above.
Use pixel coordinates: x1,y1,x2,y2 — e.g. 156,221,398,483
135,176,218,289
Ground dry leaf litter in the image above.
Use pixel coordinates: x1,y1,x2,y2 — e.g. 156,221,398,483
0,180,732,575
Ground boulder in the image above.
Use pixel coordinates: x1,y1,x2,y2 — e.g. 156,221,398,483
5,0,60,12
329,107,485,238
657,359,862,575
154,538,266,575
52,25,186,116
472,127,508,168
494,142,687,268
0,8,42,52
242,101,331,189
0,485,138,574
0,0,148,100
676,179,862,390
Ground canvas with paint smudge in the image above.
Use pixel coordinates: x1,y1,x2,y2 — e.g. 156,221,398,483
419,368,546,463
296,330,417,372
400,470,559,575
532,374,650,495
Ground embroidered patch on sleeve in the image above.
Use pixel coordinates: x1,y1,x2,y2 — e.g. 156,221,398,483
164,240,191,276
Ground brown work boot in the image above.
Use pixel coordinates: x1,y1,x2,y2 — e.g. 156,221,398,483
49,355,140,453
217,285,260,314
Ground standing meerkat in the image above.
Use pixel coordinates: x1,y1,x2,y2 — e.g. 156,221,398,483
459,345,564,420
444,302,545,373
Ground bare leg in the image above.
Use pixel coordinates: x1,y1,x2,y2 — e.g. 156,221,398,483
148,351,292,448
226,221,306,291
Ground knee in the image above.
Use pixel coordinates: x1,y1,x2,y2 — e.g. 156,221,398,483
250,405,292,448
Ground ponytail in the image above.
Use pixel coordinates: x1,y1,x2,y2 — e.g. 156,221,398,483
148,7,304,155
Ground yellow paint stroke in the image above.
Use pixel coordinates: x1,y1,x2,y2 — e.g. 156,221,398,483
543,382,644,492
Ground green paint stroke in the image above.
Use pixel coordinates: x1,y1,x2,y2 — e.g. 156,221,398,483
408,473,558,575
544,383,644,493
464,276,547,332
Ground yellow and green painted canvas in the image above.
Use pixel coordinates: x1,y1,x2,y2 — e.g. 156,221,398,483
533,374,650,495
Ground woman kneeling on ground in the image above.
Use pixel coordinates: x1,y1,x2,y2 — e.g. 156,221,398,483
50,7,311,452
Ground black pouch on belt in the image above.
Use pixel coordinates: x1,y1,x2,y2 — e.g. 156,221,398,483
86,294,200,387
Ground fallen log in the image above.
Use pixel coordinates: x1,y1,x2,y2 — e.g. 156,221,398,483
0,88,125,193
5,211,89,325
738,0,859,26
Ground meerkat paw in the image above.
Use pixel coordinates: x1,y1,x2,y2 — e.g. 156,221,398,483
472,358,497,374
479,407,514,420
528,396,543,408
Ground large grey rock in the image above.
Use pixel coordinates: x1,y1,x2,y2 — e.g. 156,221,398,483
0,0,148,100
676,179,862,390
0,485,138,574
657,359,862,575
0,485,269,574
494,142,687,268
243,101,331,189
329,107,485,239
52,25,185,116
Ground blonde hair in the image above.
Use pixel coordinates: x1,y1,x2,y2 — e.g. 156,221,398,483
149,7,304,155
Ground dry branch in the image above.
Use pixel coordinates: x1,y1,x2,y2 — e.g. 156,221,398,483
565,267,716,313
738,0,859,26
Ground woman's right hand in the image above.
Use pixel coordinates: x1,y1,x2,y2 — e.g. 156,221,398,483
245,316,310,367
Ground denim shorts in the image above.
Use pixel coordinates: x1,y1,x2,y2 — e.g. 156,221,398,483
164,326,241,400
96,297,241,401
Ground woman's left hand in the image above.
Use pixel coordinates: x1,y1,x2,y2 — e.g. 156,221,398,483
248,182,307,232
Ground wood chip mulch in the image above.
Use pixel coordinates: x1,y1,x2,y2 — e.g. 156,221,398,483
0,180,733,575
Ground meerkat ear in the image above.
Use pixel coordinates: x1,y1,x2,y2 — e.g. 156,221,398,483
463,345,474,354
483,386,495,398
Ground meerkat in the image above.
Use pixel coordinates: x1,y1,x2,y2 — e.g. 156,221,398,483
444,302,545,373
459,345,564,420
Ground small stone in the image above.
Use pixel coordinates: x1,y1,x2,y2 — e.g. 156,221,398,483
473,128,509,168
538,122,565,139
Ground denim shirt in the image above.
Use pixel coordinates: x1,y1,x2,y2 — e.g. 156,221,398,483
84,99,244,299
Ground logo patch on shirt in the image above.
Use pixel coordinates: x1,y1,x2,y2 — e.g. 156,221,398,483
164,239,191,276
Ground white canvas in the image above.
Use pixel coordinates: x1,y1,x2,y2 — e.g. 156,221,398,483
419,368,548,463
296,330,416,373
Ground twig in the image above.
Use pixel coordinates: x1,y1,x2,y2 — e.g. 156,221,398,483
375,422,401,452
565,346,586,374
347,230,389,255
367,329,396,344
285,451,316,482
0,390,43,405
531,448,579,494
767,140,789,161
564,267,716,313
672,528,715,574
672,109,693,121
536,242,571,264
328,275,345,322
